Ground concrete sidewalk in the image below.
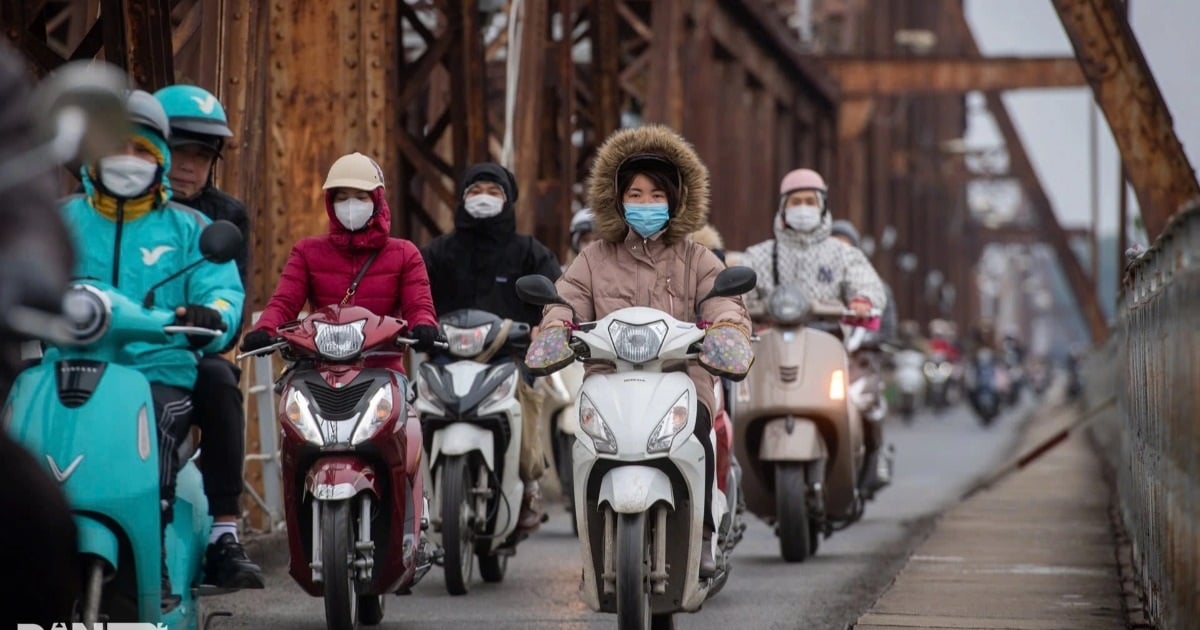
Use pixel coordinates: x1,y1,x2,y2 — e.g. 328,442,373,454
854,399,1127,630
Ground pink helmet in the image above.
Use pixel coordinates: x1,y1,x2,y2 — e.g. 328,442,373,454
779,168,827,196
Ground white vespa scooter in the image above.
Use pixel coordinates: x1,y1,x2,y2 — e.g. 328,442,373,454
415,309,531,595
517,268,755,630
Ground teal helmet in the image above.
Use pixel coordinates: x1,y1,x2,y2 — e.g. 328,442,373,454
154,84,232,152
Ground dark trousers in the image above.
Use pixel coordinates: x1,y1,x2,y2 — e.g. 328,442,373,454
695,403,715,530
192,355,246,517
151,384,194,522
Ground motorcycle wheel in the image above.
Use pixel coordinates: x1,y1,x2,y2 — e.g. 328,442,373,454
477,551,508,583
776,464,813,562
321,499,359,630
358,593,384,626
440,455,476,596
616,511,651,630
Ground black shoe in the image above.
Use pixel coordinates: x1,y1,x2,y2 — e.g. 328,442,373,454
699,531,717,579
203,533,265,589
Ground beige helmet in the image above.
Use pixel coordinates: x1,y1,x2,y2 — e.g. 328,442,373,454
323,152,385,191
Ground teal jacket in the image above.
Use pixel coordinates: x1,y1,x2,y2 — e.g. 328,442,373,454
59,195,245,390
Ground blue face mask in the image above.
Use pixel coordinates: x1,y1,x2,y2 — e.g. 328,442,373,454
624,202,670,238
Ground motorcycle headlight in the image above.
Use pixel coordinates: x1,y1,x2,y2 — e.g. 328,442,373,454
767,286,809,325
443,323,492,358
351,386,395,445
608,320,668,364
481,368,519,410
646,392,689,453
578,393,617,454
284,389,324,444
313,320,366,360
828,369,846,401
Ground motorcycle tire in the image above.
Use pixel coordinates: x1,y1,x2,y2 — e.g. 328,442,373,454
776,463,814,562
358,593,384,626
477,551,508,583
321,499,359,630
616,511,651,630
440,456,475,596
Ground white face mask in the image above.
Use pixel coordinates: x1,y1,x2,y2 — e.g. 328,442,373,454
333,198,375,231
98,155,159,198
784,204,823,232
464,194,504,219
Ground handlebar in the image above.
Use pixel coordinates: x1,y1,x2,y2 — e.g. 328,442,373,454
395,337,450,350
163,325,224,336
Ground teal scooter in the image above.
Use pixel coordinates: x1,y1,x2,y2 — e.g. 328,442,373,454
3,221,242,628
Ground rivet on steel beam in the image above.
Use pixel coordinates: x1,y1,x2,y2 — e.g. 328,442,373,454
230,76,240,85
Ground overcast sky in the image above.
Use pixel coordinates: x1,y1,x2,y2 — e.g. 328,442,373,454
964,0,1198,239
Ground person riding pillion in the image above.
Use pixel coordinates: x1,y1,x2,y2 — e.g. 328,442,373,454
421,163,562,533
58,90,245,611
525,125,753,578
742,168,886,318
154,83,263,590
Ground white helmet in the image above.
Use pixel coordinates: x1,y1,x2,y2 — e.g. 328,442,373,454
323,152,385,191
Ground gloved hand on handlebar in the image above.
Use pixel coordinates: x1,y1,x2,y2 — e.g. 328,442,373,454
239,329,275,353
174,305,226,348
848,297,874,319
408,325,443,353
699,322,754,381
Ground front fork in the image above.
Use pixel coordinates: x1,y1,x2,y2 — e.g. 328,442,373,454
310,496,377,584
600,505,671,595
805,460,828,536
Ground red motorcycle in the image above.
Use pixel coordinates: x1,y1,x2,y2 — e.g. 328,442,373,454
240,305,435,630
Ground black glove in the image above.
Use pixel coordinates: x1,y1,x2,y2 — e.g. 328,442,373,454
239,329,275,352
409,325,443,353
174,305,226,349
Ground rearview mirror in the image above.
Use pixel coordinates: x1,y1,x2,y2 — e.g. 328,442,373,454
701,266,757,302
31,61,129,164
199,220,243,264
516,275,565,307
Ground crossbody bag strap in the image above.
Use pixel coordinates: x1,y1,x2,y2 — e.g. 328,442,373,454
772,240,779,287
341,249,382,306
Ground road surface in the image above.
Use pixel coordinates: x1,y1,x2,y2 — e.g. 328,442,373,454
211,401,1034,629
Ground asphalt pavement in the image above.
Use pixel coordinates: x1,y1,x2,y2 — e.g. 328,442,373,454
210,400,1033,630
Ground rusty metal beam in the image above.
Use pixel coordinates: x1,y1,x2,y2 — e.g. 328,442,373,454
826,56,1087,96
951,5,1108,343
980,224,1093,244
511,0,548,237
1052,0,1200,240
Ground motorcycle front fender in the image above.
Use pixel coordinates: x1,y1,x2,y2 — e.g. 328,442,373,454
75,513,120,571
598,465,674,513
305,457,379,501
759,417,828,461
430,422,496,472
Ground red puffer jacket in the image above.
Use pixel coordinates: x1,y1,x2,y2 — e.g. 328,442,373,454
254,188,437,373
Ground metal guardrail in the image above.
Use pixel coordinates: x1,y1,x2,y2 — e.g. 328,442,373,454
1115,198,1200,628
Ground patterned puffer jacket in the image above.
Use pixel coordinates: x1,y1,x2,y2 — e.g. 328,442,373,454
741,214,887,317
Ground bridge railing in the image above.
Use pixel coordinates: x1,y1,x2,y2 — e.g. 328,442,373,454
1112,198,1200,628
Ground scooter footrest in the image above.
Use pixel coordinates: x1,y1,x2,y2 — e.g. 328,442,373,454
197,585,240,597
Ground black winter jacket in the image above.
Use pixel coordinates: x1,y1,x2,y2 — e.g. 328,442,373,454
176,184,250,285
422,163,561,327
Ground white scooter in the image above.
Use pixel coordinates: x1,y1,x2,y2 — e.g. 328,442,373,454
536,362,584,530
517,268,756,630
415,309,531,595
890,348,926,423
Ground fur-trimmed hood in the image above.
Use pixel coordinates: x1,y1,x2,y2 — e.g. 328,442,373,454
587,125,710,246
691,224,724,251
